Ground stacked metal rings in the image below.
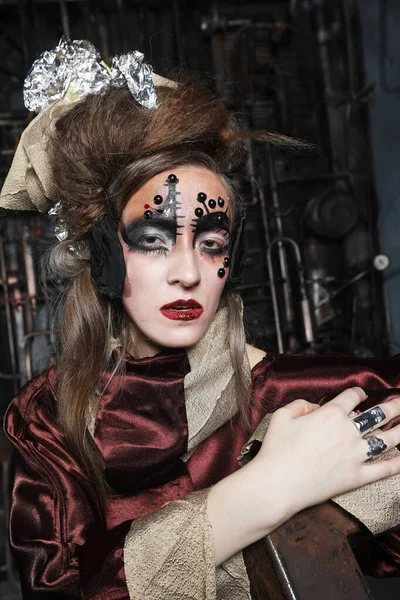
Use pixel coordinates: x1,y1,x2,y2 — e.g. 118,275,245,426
351,405,388,458
366,436,388,457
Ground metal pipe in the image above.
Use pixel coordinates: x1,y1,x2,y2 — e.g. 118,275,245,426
266,149,295,335
317,269,368,308
0,229,19,393
3,220,29,388
268,236,316,351
21,329,52,383
22,226,37,334
255,171,284,350
231,24,289,350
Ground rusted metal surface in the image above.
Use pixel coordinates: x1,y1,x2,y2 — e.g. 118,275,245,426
244,537,290,600
243,501,374,600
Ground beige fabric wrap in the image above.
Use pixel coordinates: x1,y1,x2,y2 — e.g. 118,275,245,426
184,305,251,455
124,490,216,600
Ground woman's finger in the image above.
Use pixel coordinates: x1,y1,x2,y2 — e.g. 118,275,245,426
329,386,367,413
277,398,321,419
361,452,400,485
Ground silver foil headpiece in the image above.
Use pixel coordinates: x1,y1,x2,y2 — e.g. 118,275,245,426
110,51,157,109
23,36,158,113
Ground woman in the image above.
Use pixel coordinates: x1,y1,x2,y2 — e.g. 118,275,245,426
2,37,400,599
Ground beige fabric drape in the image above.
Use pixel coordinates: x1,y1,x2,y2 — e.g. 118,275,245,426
123,306,252,599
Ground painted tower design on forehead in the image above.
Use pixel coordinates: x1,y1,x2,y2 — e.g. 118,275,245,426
163,173,181,219
143,174,182,231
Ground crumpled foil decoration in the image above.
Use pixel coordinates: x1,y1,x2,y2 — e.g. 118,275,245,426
48,201,86,257
110,51,157,109
24,35,158,113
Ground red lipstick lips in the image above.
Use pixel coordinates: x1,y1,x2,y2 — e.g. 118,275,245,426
160,299,204,321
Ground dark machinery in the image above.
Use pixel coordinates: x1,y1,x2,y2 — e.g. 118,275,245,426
0,0,389,398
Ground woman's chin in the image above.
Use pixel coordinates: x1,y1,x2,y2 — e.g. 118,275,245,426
151,325,207,350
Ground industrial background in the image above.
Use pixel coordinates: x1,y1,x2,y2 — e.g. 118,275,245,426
0,0,400,597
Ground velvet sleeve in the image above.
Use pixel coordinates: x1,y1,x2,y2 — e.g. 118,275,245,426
251,352,400,578
4,372,132,600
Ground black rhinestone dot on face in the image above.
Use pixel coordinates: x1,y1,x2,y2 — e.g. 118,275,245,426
195,207,204,218
218,197,225,208
217,268,226,278
223,256,231,268
197,192,207,202
144,210,153,219
216,214,224,224
208,199,216,209
167,174,177,183
154,195,163,205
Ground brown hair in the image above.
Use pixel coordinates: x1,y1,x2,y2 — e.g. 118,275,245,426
46,78,298,510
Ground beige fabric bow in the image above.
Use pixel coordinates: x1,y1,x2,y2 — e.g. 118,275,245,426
0,72,174,214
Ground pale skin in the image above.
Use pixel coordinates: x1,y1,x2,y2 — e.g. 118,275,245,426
119,165,400,567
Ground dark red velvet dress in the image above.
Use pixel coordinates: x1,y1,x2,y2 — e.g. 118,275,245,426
5,349,400,599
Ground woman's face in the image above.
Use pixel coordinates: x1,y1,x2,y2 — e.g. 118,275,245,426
119,166,232,357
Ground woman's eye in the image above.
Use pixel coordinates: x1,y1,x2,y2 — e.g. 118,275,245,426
203,240,219,248
127,232,172,255
141,235,162,246
199,237,228,255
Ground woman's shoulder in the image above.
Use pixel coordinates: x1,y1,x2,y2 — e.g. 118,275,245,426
245,344,267,370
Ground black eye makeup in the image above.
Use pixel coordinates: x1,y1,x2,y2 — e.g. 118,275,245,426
121,179,231,276
194,214,230,259
193,211,230,235
196,231,229,257
120,218,176,255
191,192,231,278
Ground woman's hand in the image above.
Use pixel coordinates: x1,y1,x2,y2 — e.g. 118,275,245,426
256,387,400,519
208,387,400,566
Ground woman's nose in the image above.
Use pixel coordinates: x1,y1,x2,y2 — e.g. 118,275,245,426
167,246,201,288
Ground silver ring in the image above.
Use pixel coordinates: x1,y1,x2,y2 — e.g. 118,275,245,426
351,406,386,435
366,436,387,458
